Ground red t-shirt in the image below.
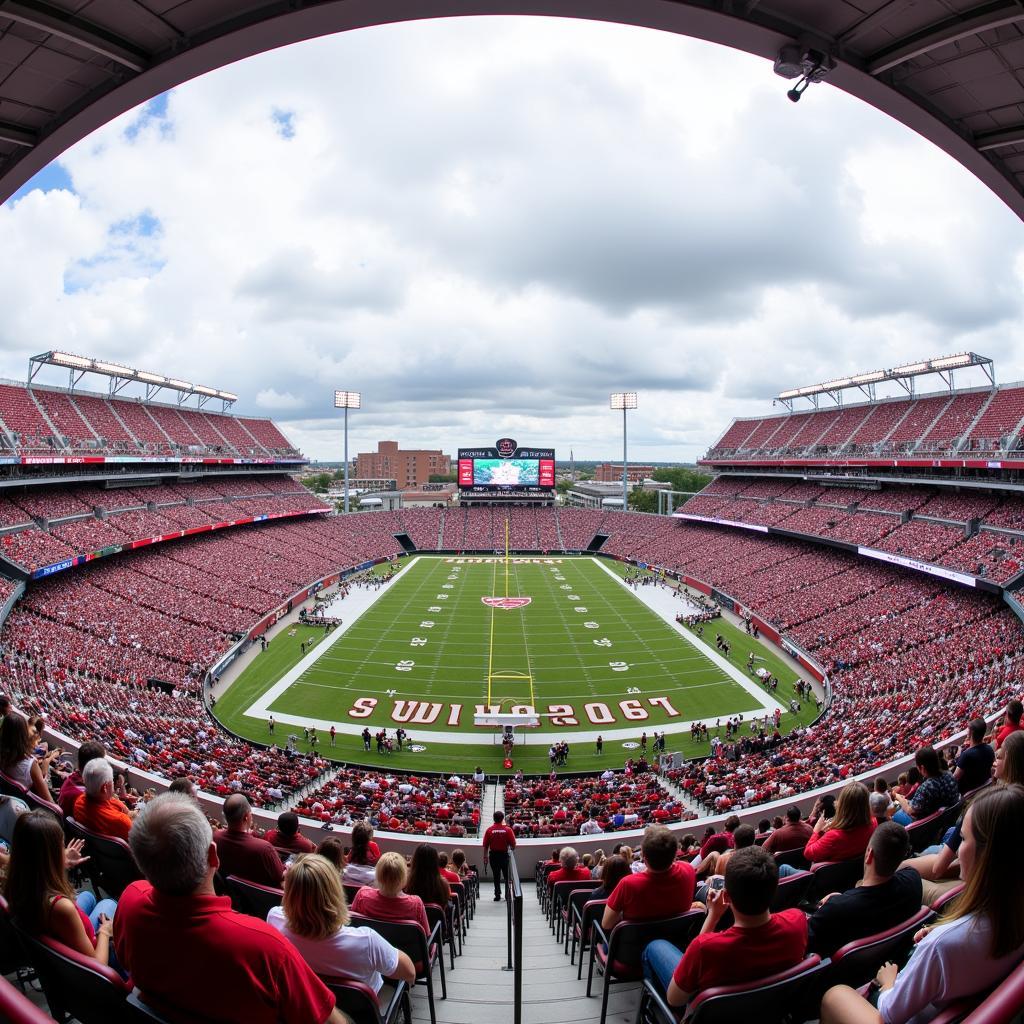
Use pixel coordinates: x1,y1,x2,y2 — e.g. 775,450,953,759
995,722,1024,750
803,822,875,864
548,866,593,888
214,829,285,888
114,881,334,1024
483,823,517,853
440,868,461,884
263,830,316,854
350,887,430,936
605,862,696,921
673,909,808,993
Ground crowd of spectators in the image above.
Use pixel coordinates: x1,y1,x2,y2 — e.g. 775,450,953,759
503,769,695,837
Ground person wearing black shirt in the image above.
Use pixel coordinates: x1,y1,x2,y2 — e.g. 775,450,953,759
806,822,923,958
954,718,995,795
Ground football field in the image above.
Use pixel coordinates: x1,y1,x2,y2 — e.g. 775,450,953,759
214,555,816,773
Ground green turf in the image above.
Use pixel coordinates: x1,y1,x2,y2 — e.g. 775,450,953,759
213,555,820,773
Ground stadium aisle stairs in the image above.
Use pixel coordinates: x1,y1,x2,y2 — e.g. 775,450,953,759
408,881,639,1024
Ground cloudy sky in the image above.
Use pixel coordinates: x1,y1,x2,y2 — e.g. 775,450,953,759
1,15,1023,463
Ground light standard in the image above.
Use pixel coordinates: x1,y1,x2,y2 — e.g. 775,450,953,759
609,392,637,513
334,391,361,513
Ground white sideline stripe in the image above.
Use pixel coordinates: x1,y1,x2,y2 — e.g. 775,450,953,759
243,555,788,746
589,558,787,717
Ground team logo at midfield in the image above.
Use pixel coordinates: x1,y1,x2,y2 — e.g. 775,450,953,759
495,437,517,458
482,597,532,609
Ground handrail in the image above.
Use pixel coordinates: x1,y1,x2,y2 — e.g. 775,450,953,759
503,851,523,1024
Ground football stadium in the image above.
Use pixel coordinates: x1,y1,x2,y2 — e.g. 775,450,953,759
2,4,1024,1024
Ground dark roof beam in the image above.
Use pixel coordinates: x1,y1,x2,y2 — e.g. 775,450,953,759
976,125,1024,150
0,119,35,146
867,1,1024,75
0,0,149,73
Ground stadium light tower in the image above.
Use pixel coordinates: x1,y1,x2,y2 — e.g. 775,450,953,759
334,390,361,514
610,392,638,512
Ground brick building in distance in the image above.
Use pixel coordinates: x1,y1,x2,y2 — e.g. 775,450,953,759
594,463,657,484
354,441,452,489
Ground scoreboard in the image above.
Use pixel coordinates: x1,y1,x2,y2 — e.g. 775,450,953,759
458,438,555,496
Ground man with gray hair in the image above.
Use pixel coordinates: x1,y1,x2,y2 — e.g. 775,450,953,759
869,790,894,822
72,757,134,841
213,792,284,887
115,792,348,1024
546,846,592,890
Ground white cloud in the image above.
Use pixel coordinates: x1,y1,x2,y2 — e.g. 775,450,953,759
1,16,1022,462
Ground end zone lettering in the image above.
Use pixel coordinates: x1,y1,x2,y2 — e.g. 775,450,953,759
345,696,680,726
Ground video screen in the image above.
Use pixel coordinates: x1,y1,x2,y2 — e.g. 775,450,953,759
472,458,539,486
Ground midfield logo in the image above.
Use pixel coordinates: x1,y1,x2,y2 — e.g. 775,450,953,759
481,597,532,609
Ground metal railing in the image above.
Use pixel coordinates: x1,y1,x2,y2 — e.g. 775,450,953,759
502,851,524,1024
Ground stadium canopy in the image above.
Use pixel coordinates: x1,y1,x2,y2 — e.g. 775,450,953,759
4,3,1024,220
28,350,238,408
775,351,995,409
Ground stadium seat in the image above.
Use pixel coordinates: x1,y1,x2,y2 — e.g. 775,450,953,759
931,883,966,913
65,818,142,899
425,903,457,971
820,906,934,993
320,975,410,1024
223,875,284,921
772,847,810,871
13,925,133,1024
0,976,55,1024
350,915,445,1024
636,955,827,1024
906,804,959,853
769,869,815,912
571,897,607,977
808,856,864,902
550,879,599,941
125,988,231,1023
588,911,706,1024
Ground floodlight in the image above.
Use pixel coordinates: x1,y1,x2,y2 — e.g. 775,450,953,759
893,361,928,375
94,360,131,375
168,378,192,390
51,352,93,369
931,353,972,370
217,391,238,402
779,389,801,400
609,392,638,410
136,371,166,384
821,378,852,390
193,385,218,397
851,370,886,384
334,390,362,409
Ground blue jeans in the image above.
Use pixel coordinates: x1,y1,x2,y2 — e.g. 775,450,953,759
778,863,801,877
75,890,118,931
643,939,683,993
75,891,125,978
893,810,913,826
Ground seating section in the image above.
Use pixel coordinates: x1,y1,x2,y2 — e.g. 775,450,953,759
294,771,482,836
677,479,1024,583
0,476,327,571
706,384,1024,461
503,771,695,838
0,381,303,461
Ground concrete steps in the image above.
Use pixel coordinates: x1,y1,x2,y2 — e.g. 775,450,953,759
409,882,639,1024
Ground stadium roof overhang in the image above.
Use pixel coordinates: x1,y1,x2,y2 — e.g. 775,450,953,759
4,3,1024,219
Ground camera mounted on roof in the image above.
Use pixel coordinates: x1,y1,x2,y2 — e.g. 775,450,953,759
774,41,836,103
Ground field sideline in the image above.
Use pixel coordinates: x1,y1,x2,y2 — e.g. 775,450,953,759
213,555,820,774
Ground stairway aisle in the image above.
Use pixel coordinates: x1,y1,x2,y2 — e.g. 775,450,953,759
409,881,641,1024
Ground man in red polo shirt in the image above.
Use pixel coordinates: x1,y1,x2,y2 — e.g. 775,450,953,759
546,847,592,889
213,794,285,887
642,845,807,1010
482,810,516,901
263,811,316,854
115,792,347,1024
602,825,697,929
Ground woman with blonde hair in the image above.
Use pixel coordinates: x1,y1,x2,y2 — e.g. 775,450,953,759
803,782,875,864
822,784,1024,1024
268,854,414,995
351,851,430,935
